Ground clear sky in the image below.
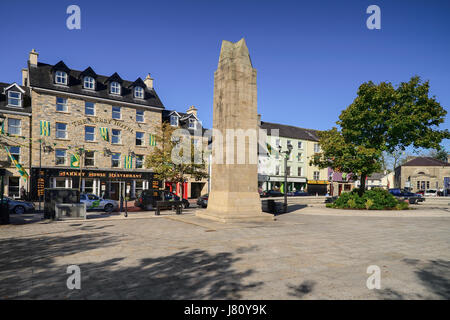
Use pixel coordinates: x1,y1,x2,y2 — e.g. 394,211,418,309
1,0,449,149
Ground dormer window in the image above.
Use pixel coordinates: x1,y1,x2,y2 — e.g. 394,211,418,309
170,115,179,127
110,82,121,95
8,91,22,107
134,86,144,99
83,76,95,90
55,71,68,85
189,118,197,129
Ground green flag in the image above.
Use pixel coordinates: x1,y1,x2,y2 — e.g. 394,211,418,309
124,155,133,169
99,127,109,141
40,120,50,136
149,134,157,146
4,146,29,181
70,154,80,168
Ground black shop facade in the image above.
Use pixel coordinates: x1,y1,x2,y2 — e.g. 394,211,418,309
30,167,160,201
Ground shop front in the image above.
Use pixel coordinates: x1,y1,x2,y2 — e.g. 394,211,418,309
258,175,307,192
30,167,160,201
306,180,328,195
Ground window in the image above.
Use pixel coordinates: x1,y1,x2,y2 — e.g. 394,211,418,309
136,155,144,169
136,110,144,122
55,149,66,165
85,126,95,141
84,179,94,194
134,86,144,99
189,118,197,129
8,177,20,198
55,71,67,85
112,106,121,119
314,143,320,153
298,167,303,176
84,151,95,166
275,165,280,176
417,181,420,190
297,152,303,162
287,140,291,148
136,132,144,146
9,146,20,163
170,115,179,126
111,153,120,167
8,91,21,107
55,123,67,139
85,102,95,115
83,76,95,90
313,171,320,180
8,118,21,135
298,141,303,149
286,166,291,176
110,82,121,95
112,129,121,144
275,139,280,147
56,97,68,112
427,181,430,189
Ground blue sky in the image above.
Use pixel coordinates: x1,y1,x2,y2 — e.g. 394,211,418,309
1,0,449,150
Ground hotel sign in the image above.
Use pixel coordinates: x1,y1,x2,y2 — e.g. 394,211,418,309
308,180,328,185
71,117,134,133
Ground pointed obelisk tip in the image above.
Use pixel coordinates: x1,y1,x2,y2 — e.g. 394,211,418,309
218,38,252,67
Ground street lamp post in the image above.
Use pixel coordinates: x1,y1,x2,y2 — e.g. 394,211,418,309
278,143,293,213
0,115,9,224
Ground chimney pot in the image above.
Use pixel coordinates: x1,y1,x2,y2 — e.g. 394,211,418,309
29,49,39,66
144,73,153,89
186,105,198,117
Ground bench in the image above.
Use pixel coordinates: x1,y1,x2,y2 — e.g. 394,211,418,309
155,200,183,216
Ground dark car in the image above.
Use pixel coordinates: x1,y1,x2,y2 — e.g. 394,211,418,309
197,194,208,208
135,190,189,211
260,190,284,198
1,197,35,214
388,188,424,204
287,191,309,197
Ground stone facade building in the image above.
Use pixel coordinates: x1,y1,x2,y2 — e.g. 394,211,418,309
0,83,32,198
0,49,209,200
394,156,450,193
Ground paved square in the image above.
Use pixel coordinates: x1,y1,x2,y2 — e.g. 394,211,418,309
1,205,449,299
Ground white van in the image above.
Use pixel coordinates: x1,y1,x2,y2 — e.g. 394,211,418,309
424,189,438,197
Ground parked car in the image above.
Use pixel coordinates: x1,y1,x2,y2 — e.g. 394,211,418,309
197,194,208,208
80,193,118,212
388,188,424,204
424,189,438,197
0,197,35,214
260,190,284,198
135,190,189,211
163,191,190,208
287,191,309,197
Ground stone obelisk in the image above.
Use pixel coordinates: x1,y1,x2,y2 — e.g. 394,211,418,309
196,38,273,223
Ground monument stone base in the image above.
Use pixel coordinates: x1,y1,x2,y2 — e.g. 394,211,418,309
195,191,274,223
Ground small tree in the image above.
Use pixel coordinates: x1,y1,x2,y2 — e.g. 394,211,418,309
312,76,449,195
145,122,209,199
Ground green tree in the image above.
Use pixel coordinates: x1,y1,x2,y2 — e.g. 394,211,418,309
312,76,449,195
426,148,448,162
145,122,209,198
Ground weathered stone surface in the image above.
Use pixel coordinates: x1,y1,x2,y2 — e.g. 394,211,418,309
197,39,272,222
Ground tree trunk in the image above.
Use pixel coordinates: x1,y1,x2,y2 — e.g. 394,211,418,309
359,173,367,196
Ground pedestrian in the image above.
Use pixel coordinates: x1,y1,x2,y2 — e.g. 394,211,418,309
20,186,26,200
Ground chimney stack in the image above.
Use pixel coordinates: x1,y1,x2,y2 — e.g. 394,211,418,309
21,68,29,86
144,73,153,89
29,49,38,66
186,105,198,117
257,114,261,126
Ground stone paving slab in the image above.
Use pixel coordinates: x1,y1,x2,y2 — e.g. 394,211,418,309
0,206,449,300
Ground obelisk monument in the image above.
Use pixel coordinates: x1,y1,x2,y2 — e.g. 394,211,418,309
196,38,273,223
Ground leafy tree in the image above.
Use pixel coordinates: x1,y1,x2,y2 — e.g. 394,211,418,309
426,148,448,162
145,122,209,198
312,76,449,195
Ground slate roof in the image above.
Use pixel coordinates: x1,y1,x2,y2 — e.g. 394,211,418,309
401,157,449,167
368,172,385,180
260,121,320,142
0,82,32,114
28,61,164,109
162,109,208,135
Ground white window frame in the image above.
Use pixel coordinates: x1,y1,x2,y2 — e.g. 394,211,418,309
298,141,303,149
55,149,67,165
112,106,121,120
298,167,303,176
170,115,179,127
111,153,121,168
314,143,320,153
136,132,144,146
136,110,144,122
85,126,96,142
8,118,21,135
189,118,197,129
111,129,121,144
83,76,95,90
56,97,68,112
55,71,68,85
55,122,68,139
8,91,22,107
85,101,95,116
134,86,144,99
313,171,320,180
110,82,121,95
9,146,20,163
136,155,144,169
